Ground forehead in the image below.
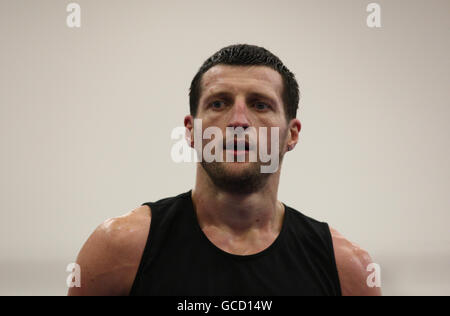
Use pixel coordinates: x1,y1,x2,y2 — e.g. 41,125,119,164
200,65,284,98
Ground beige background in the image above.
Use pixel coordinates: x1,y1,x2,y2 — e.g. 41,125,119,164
0,0,449,295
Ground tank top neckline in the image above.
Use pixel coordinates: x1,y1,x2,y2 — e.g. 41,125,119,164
183,190,290,261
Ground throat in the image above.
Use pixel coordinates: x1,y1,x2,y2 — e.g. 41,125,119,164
204,226,280,256
199,206,285,256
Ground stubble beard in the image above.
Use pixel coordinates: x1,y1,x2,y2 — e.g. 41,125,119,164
198,127,288,195
200,160,270,195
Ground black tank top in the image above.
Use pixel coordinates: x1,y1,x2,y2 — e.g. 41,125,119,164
130,190,342,296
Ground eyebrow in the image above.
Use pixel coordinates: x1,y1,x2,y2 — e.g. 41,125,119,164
202,90,280,108
202,91,232,103
246,92,279,106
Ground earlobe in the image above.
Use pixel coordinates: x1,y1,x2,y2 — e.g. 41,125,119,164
287,143,296,151
184,115,195,148
285,119,301,152
289,119,301,147
185,129,194,148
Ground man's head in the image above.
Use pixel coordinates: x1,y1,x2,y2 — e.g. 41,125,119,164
189,44,300,122
185,44,301,194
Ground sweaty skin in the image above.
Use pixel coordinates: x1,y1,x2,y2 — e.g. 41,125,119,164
68,65,381,296
67,204,381,296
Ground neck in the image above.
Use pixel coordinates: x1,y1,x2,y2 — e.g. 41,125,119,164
191,165,284,236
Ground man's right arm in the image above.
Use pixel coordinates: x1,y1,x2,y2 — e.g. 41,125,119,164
67,205,151,296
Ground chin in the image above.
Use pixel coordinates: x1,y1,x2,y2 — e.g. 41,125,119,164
222,160,256,168
220,161,260,176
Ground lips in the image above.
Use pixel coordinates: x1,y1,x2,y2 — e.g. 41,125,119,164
223,139,250,151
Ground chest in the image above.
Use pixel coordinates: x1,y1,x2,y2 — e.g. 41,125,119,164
201,225,280,256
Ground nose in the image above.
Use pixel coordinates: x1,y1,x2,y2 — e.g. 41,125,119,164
227,98,250,129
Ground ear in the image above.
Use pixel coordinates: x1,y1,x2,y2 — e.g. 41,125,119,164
286,118,301,152
184,115,194,148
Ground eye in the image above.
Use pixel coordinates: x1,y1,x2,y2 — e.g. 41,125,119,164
253,102,271,111
210,100,226,110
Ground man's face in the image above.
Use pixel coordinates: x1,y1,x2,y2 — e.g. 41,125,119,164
187,64,299,194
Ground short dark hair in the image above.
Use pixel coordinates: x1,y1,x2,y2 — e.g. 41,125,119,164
189,44,300,121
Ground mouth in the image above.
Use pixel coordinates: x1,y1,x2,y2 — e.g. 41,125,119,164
223,140,250,154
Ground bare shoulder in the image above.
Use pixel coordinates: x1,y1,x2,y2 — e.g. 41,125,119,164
329,226,382,296
68,204,151,296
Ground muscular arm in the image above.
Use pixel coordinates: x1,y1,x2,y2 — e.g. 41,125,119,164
68,205,379,296
330,227,382,296
67,205,151,296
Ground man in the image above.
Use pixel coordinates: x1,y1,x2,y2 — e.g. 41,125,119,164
68,44,381,296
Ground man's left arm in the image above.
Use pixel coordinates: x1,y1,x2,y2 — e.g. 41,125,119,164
330,227,382,296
